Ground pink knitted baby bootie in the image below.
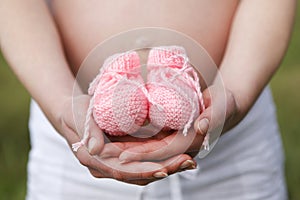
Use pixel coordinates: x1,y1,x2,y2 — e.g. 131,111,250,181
88,51,148,136
72,51,149,151
147,46,205,136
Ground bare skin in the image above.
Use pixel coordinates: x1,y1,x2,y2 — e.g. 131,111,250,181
51,0,238,72
50,0,239,183
0,0,296,186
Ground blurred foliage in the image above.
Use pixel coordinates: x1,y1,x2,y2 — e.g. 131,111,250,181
269,4,300,199
0,53,30,199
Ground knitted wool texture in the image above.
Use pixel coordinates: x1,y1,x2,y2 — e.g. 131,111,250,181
72,46,207,152
89,51,148,136
147,46,205,135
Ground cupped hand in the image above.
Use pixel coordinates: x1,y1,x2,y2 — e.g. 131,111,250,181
56,94,196,185
103,84,240,163
194,84,240,137
58,95,104,155
101,129,203,163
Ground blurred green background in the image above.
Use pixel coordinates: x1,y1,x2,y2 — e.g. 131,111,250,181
0,6,300,200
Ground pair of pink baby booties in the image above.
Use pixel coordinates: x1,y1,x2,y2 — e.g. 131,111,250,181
87,46,205,138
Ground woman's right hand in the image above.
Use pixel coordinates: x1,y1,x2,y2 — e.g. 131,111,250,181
56,95,195,185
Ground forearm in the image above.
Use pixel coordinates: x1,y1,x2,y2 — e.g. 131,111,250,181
219,0,296,118
0,0,77,126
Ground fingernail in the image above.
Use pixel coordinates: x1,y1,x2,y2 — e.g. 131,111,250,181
153,172,168,178
119,159,129,164
88,137,97,153
180,160,195,170
119,153,129,164
198,118,209,135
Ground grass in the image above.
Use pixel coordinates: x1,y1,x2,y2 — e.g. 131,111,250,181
269,5,300,198
0,6,300,200
0,53,30,199
271,67,300,199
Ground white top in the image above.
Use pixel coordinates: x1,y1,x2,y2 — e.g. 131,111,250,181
26,86,287,200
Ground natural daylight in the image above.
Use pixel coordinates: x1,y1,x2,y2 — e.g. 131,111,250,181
0,1,299,200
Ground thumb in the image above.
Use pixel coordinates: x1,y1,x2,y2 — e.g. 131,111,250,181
72,95,105,155
86,118,105,155
194,86,227,139
194,113,210,136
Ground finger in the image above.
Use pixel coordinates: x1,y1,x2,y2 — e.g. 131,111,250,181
194,108,211,135
73,133,170,182
99,142,144,158
159,154,196,174
92,156,169,181
106,134,149,143
99,142,125,158
89,167,156,186
64,111,104,156
100,131,180,158
124,179,155,186
100,130,179,158
88,168,106,178
89,160,168,186
194,87,212,136
106,129,172,143
119,130,198,162
194,86,227,136
71,95,105,155
86,118,105,155
61,119,85,150
87,154,197,185
60,115,167,182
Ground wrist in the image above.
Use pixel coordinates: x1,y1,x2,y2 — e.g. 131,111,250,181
37,94,73,132
222,88,243,133
40,78,84,127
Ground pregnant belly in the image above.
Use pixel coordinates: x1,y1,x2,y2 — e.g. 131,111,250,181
51,0,238,73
